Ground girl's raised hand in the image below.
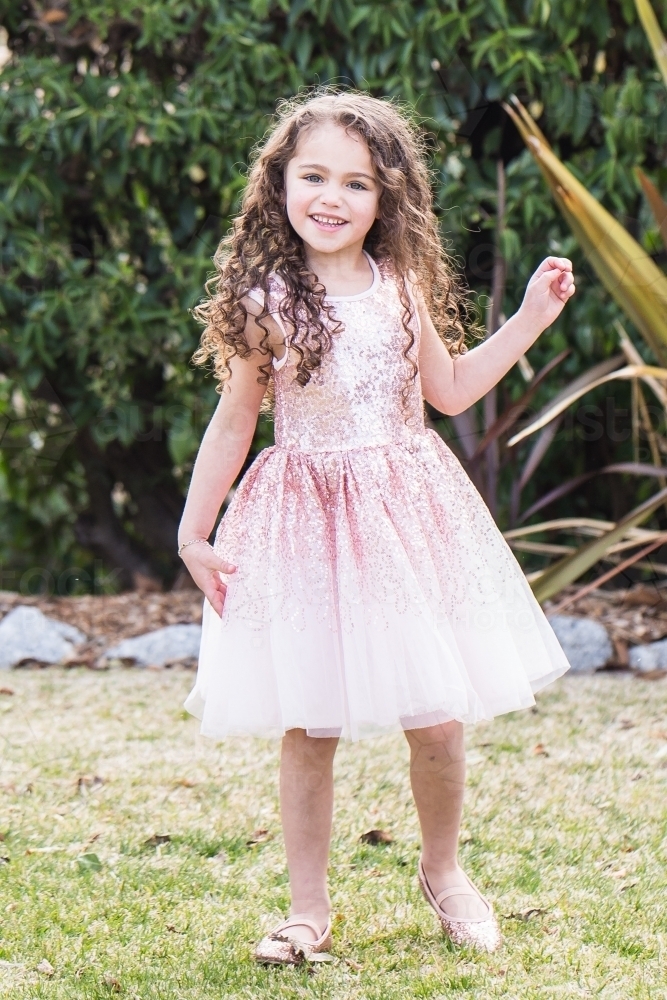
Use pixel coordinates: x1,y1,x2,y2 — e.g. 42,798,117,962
181,545,236,618
519,256,576,334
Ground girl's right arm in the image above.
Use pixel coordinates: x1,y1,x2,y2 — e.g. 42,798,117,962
178,300,281,616
419,257,575,416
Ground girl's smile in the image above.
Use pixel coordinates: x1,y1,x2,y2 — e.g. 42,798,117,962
309,213,349,231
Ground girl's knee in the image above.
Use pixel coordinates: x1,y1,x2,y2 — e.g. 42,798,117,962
282,728,339,762
404,720,463,748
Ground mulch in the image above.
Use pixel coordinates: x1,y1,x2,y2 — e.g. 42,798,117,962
543,581,667,667
0,589,203,644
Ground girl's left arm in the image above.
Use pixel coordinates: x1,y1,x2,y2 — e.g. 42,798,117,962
419,256,575,416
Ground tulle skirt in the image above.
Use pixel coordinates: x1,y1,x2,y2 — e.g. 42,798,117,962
184,430,570,741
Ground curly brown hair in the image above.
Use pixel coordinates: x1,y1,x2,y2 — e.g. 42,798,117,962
192,86,474,412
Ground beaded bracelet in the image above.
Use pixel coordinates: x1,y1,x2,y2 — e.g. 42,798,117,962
178,537,212,559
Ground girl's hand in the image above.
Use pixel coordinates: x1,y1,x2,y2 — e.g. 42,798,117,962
181,545,236,618
519,256,576,334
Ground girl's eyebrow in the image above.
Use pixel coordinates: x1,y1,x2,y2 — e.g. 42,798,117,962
298,162,376,182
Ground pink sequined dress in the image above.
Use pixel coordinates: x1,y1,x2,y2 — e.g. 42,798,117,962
184,250,569,740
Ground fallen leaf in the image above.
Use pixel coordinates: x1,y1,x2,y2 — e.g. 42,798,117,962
0,831,5,841
103,973,122,992
0,687,14,696
620,583,663,607
531,743,549,756
77,775,104,794
144,834,171,848
618,718,635,730
246,829,273,846
345,958,363,971
359,828,393,845
651,730,667,740
77,853,102,873
173,778,197,788
505,907,546,921
36,958,54,976
62,650,100,669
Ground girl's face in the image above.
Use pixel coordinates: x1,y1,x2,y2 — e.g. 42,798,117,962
284,123,381,254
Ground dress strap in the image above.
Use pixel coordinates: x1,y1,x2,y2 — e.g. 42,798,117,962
246,287,290,371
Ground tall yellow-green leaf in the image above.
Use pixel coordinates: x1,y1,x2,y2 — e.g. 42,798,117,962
531,486,667,603
503,98,667,366
507,363,667,446
635,0,667,88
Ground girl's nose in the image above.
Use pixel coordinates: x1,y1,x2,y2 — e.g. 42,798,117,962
319,187,343,206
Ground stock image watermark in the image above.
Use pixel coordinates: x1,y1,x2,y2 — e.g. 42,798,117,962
0,560,125,596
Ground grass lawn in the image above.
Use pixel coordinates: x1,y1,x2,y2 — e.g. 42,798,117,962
1,668,667,999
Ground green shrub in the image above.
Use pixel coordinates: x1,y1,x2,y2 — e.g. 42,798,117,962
0,0,664,591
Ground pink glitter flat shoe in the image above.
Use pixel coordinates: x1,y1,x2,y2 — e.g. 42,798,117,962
418,857,502,953
254,913,333,965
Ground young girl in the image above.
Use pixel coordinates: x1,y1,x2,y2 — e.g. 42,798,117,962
179,89,574,962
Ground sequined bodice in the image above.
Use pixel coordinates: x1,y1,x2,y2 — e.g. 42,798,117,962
271,255,425,454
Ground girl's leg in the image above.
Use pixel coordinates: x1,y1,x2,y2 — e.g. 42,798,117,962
405,720,487,919
279,728,338,941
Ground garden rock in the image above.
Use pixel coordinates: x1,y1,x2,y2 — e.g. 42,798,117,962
547,615,613,673
0,606,87,669
628,639,667,673
104,624,202,668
